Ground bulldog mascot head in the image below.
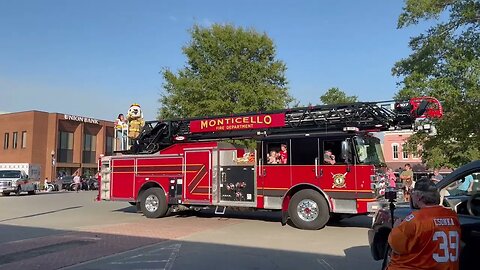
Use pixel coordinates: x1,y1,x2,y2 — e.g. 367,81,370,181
127,103,145,139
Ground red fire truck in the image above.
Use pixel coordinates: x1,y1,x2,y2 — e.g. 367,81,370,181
98,97,443,230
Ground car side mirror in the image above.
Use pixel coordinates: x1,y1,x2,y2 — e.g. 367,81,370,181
341,141,351,163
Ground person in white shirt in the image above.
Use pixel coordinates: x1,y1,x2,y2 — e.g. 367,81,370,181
44,177,49,191
73,172,81,193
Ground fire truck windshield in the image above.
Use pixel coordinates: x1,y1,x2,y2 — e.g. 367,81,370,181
354,136,385,165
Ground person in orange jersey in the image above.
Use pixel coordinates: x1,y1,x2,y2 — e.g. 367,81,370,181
387,177,461,270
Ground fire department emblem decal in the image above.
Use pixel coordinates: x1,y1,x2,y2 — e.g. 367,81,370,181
332,172,347,188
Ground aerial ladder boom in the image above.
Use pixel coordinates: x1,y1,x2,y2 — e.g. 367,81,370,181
128,97,443,154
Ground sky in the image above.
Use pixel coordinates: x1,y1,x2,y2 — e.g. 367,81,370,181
0,0,430,121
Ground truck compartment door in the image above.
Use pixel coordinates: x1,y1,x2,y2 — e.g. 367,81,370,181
184,150,211,204
111,158,135,200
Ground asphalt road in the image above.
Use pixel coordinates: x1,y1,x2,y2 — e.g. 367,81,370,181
0,191,382,270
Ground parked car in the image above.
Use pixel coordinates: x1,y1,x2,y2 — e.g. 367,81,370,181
83,177,98,190
78,177,97,191
368,160,480,270
57,176,74,190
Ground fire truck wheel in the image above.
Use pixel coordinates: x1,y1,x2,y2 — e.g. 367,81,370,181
140,188,168,218
288,189,329,230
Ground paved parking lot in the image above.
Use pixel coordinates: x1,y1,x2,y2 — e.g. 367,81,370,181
0,191,381,269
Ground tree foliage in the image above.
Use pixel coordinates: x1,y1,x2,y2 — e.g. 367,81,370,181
393,0,480,168
159,24,292,119
319,87,358,105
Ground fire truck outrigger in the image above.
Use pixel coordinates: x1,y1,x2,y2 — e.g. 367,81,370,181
98,97,443,230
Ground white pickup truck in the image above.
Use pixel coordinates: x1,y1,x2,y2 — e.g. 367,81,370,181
0,169,38,196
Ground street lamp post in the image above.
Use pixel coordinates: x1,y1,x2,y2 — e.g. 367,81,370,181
51,150,56,181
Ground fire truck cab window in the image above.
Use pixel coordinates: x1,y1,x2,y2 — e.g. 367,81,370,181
323,141,343,165
265,142,288,165
291,138,318,165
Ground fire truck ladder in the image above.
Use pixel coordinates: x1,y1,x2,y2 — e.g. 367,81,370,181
130,97,442,155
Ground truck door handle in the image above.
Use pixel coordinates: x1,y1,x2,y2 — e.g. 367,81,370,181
262,168,266,176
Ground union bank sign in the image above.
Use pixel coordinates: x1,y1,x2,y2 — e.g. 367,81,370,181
63,114,100,124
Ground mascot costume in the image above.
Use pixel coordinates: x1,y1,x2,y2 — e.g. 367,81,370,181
127,103,145,141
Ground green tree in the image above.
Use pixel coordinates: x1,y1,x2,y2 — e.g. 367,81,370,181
159,24,292,119
319,87,358,105
393,0,480,168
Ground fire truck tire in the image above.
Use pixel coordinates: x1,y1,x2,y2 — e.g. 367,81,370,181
140,188,168,218
288,189,329,230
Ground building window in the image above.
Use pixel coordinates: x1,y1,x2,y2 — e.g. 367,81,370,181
402,144,408,159
392,143,399,159
83,133,97,163
105,136,114,156
12,132,18,149
58,131,74,163
21,131,27,148
3,133,9,149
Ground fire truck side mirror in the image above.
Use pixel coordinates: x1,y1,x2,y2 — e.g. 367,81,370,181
341,140,351,163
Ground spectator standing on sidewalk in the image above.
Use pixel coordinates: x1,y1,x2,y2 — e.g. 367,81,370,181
44,177,49,191
400,164,414,202
387,168,397,188
73,172,81,193
431,169,443,183
431,169,447,205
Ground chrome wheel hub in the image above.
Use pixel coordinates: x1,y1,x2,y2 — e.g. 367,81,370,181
297,199,319,222
145,195,159,212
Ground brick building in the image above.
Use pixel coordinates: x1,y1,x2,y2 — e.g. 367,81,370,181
383,130,425,172
0,111,114,180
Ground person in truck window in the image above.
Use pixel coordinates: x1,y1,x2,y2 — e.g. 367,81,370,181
323,150,336,165
268,150,279,164
279,144,288,164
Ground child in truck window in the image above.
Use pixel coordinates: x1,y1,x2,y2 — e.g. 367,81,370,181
279,144,288,164
268,151,278,164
